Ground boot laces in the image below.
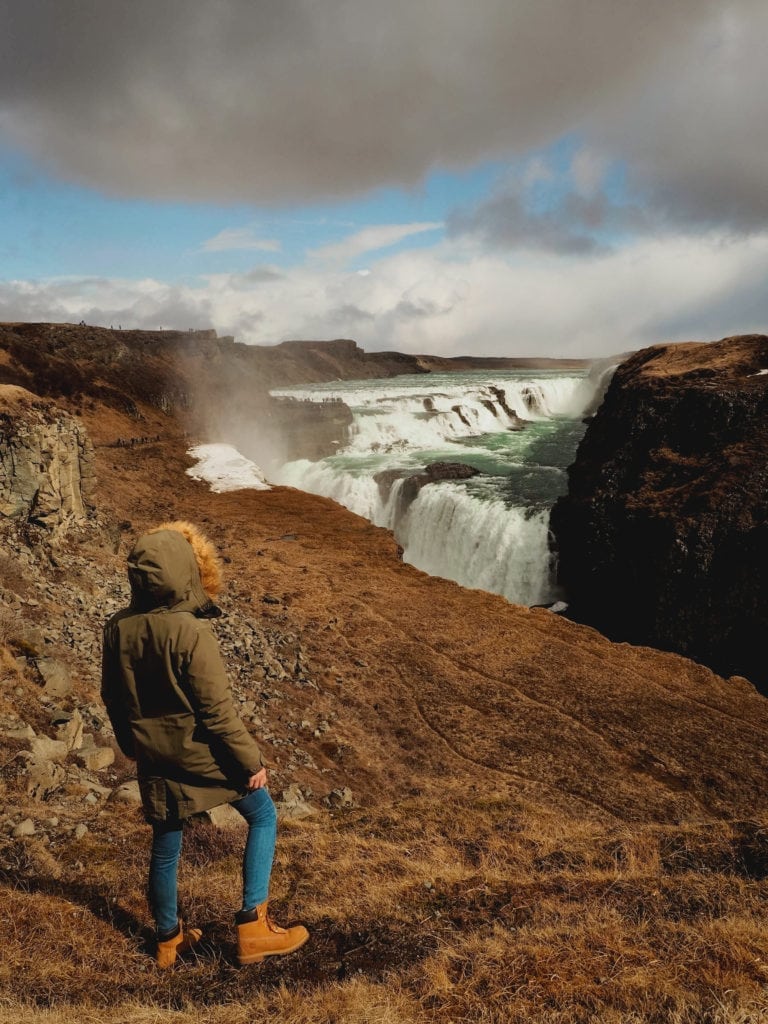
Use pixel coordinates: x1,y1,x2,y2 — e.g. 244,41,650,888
266,914,287,934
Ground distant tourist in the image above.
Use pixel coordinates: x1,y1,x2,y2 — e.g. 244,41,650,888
101,521,309,968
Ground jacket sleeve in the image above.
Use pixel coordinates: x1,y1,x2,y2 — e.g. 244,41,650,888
183,623,265,778
100,623,136,759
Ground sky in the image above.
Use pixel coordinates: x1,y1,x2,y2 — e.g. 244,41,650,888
1,0,767,358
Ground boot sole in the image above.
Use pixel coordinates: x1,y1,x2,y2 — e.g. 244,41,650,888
237,931,310,966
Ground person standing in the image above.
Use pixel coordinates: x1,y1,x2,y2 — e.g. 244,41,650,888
101,520,309,968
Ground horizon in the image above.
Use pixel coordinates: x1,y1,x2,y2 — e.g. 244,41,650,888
0,319,620,363
1,1,767,358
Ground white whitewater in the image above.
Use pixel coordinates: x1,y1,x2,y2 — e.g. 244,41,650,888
273,369,606,605
397,484,555,606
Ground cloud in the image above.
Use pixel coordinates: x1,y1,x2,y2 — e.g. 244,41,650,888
199,229,280,253
4,0,759,236
238,267,284,284
309,223,443,264
448,150,648,253
2,230,766,358
449,190,603,254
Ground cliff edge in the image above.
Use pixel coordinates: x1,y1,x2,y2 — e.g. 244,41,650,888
551,334,768,691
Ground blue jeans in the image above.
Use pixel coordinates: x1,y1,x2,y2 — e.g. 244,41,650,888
149,788,278,935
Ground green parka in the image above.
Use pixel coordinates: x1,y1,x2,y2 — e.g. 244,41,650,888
101,527,265,823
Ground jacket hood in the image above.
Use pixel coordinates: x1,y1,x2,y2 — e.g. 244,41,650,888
127,521,222,616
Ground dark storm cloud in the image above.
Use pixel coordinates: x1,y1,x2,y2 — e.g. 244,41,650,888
447,177,652,253
2,0,750,226
592,0,768,233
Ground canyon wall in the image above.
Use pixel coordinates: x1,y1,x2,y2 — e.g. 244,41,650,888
550,334,768,691
0,324,358,464
0,323,593,471
0,385,95,535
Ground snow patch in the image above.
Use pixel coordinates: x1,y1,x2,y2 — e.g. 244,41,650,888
186,444,271,492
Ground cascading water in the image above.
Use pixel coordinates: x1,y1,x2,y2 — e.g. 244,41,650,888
272,369,605,605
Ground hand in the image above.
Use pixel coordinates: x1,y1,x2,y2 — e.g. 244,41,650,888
246,767,268,790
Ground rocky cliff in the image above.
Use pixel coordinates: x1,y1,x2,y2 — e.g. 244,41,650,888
551,334,768,691
0,385,95,536
0,323,357,464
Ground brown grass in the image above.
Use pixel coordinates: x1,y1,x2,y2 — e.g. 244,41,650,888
1,792,768,1023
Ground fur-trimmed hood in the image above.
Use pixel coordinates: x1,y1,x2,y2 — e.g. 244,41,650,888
127,520,222,616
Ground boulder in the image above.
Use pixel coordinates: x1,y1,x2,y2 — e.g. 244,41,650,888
83,781,113,800
52,709,84,751
110,780,142,806
0,717,35,742
29,736,69,763
324,786,357,809
275,783,315,821
25,755,66,800
75,741,115,772
36,658,73,698
374,461,481,507
204,802,246,830
423,461,481,482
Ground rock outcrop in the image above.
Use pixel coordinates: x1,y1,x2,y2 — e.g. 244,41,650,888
374,461,481,508
550,334,768,691
0,385,95,534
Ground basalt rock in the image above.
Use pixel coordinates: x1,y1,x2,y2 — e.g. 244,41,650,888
0,386,95,535
550,334,768,692
424,462,482,482
489,386,527,429
374,461,480,506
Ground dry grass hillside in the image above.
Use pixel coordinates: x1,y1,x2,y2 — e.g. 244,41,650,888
1,390,768,1024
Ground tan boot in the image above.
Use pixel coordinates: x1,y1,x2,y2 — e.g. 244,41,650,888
236,900,309,965
155,920,203,969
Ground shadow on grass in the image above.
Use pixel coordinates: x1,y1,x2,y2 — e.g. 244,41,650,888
0,865,439,1006
0,865,155,952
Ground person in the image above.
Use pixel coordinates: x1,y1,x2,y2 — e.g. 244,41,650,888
101,520,309,968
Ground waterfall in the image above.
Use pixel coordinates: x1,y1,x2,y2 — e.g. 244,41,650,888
272,370,607,605
395,482,557,606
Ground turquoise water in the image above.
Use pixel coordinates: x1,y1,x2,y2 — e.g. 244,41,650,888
272,370,594,604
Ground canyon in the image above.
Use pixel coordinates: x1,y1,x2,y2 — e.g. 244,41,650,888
1,323,767,1024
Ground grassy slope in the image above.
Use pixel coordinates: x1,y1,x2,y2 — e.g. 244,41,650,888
1,401,768,1023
